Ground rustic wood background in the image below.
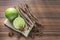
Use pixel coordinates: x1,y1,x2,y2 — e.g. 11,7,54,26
0,0,60,40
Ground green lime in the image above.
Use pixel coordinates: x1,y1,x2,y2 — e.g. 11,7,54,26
5,8,18,21
13,17,25,30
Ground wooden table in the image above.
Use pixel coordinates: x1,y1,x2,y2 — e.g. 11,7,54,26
0,0,60,40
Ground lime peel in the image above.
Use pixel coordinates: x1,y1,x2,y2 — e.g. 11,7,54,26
5,8,19,21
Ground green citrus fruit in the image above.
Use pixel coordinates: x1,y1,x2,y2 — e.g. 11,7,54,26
5,8,18,21
13,17,25,29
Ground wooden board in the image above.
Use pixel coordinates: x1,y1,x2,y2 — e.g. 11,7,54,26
0,0,60,40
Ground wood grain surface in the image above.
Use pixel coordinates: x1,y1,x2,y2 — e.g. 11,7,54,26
0,0,60,40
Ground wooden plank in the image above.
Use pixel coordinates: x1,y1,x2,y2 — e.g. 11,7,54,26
36,36,60,40
0,8,60,18
0,31,60,37
0,18,60,31
0,37,33,40
0,6,17,12
0,37,18,40
43,31,60,34
0,32,8,34
0,36,60,40
0,17,60,24
0,25,60,32
38,19,60,25
0,5,60,12
1,12,60,18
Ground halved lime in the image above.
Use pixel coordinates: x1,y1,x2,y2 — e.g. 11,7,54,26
13,17,25,30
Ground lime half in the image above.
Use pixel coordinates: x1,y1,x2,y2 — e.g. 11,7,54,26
13,17,25,30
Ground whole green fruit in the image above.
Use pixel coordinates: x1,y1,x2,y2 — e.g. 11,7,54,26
5,8,18,21
13,17,25,30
